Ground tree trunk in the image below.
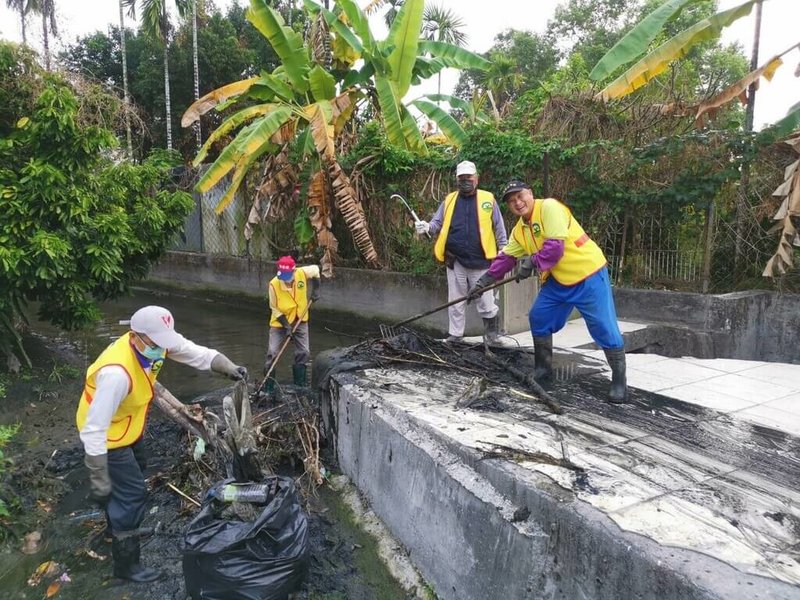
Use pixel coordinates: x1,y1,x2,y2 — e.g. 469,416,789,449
734,1,762,277
19,9,27,45
119,0,133,158
41,13,50,71
192,0,201,150
164,42,173,150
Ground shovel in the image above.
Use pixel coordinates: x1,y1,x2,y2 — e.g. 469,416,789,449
254,300,314,396
379,274,517,339
391,193,431,238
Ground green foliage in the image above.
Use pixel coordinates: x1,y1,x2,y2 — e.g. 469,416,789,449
0,43,193,367
0,423,20,518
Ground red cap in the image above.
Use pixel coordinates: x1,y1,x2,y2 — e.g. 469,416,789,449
277,256,296,281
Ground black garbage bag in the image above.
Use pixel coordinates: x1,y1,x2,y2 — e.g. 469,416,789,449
183,476,309,600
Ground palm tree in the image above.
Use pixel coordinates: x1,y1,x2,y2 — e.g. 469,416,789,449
127,0,188,150
27,0,57,70
363,0,405,28
118,0,133,157
5,0,29,45
191,0,201,150
422,3,467,99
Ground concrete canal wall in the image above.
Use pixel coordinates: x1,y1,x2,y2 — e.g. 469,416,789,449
149,251,800,363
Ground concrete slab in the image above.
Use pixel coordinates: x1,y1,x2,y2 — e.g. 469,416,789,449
320,340,800,599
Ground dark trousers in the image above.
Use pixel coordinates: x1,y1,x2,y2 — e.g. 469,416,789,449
106,440,148,533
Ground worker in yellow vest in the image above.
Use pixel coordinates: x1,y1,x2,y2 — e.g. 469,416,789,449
468,180,627,403
414,160,507,344
76,305,246,582
264,256,321,393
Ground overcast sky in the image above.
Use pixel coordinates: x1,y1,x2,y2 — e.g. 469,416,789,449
1,0,797,128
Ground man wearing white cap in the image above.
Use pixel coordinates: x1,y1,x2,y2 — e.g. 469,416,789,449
76,305,246,582
414,160,508,344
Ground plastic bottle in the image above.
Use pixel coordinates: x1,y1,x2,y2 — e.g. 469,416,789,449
218,483,270,503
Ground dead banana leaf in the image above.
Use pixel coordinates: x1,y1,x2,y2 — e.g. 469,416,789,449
764,135,800,277
307,170,339,278
182,77,260,128
695,56,784,127
327,159,380,266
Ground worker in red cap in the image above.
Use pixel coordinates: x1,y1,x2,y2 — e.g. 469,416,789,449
264,256,321,393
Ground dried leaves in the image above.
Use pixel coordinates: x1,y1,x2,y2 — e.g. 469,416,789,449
764,135,800,277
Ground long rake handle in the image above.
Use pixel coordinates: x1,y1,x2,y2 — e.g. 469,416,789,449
255,300,314,395
393,274,518,329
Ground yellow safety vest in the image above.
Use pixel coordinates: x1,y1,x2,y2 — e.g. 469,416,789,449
269,268,310,328
511,198,606,285
75,333,159,449
433,190,498,263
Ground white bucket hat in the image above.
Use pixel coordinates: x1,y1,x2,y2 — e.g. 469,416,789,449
456,160,477,176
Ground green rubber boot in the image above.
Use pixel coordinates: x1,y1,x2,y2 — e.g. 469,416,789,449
292,364,307,387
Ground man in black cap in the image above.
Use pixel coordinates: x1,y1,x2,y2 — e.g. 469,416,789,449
468,180,627,403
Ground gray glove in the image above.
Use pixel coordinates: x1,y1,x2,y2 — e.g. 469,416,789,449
277,315,296,340
211,353,248,381
516,256,535,282
85,453,111,508
467,273,496,304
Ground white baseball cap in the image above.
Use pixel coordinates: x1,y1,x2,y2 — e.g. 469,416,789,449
127,306,184,349
456,160,477,177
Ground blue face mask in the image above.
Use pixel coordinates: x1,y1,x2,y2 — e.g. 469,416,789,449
141,345,166,362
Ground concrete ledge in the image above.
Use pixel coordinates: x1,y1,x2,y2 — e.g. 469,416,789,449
149,251,536,336
322,369,800,600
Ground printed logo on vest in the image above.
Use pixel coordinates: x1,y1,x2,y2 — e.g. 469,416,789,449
532,223,541,235
297,281,305,288
480,201,492,211
151,359,164,376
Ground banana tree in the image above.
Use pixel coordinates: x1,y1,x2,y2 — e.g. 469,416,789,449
182,0,489,273
591,0,799,131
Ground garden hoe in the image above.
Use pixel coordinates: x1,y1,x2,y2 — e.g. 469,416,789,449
391,193,431,238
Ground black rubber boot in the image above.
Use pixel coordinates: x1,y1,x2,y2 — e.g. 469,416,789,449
532,335,553,381
112,534,162,582
292,364,307,387
482,315,501,346
603,347,628,404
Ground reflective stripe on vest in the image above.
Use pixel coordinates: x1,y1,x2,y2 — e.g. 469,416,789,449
434,190,498,262
511,198,607,286
269,268,310,327
75,333,157,450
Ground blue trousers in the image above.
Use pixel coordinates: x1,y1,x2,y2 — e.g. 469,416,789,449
106,441,148,533
529,267,624,349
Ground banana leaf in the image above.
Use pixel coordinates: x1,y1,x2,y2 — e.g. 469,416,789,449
305,101,335,160
309,65,337,101
258,72,296,102
421,93,476,120
317,4,363,54
197,105,293,194
342,62,375,88
411,56,448,82
768,101,800,139
375,76,407,149
247,0,310,93
386,0,424,98
400,105,426,154
215,140,276,214
294,207,316,244
417,40,490,70
411,99,468,146
335,0,376,50
181,77,260,127
590,0,697,81
596,0,759,101
193,103,278,166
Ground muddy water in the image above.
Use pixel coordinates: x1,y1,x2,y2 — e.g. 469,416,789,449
33,286,383,399
0,287,410,600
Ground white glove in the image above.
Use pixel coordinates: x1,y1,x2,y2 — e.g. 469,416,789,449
415,220,430,235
